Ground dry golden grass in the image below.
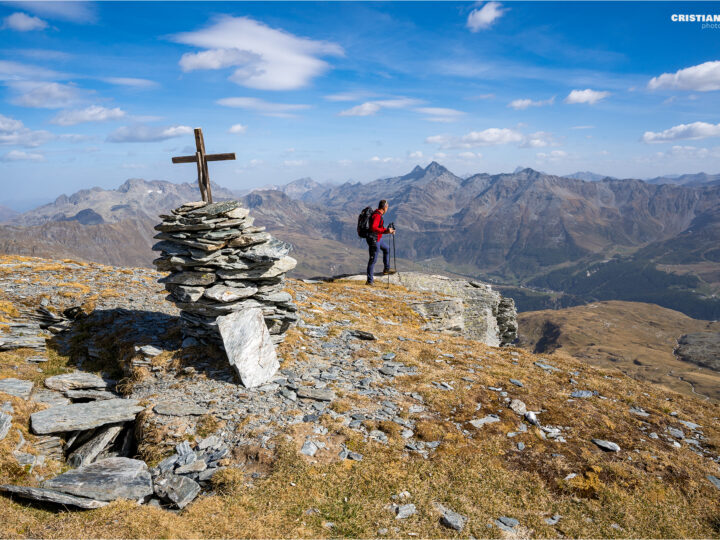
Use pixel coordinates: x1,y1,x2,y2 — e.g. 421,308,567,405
518,300,720,401
0,268,719,538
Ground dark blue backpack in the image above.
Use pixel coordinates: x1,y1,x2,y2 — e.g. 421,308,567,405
357,207,374,238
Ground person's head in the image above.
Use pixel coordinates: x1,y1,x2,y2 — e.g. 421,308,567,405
378,199,388,214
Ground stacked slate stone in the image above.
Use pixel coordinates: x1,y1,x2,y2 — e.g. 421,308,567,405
152,200,298,344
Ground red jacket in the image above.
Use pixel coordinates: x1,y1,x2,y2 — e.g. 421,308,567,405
369,210,389,242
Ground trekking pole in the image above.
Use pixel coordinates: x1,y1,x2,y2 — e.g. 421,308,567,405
392,233,397,274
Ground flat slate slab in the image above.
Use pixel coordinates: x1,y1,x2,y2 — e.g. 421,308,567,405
44,372,109,392
297,387,336,402
43,457,153,502
0,335,46,351
30,398,143,434
0,484,108,509
217,308,279,388
30,389,71,408
153,401,208,416
68,424,124,467
0,412,11,441
65,389,118,401
0,378,33,400
187,200,239,216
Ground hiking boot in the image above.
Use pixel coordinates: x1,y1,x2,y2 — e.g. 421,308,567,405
382,269,397,275
365,280,374,286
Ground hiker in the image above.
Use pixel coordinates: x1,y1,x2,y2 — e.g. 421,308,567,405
364,199,395,285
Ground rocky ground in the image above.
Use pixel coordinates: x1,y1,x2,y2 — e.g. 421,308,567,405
1,254,720,538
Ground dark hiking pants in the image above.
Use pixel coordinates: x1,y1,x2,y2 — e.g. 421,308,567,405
366,237,390,283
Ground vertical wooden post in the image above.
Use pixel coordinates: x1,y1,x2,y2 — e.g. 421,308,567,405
194,128,213,203
194,151,206,202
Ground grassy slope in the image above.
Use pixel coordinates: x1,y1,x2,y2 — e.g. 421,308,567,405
518,301,720,402
0,257,719,538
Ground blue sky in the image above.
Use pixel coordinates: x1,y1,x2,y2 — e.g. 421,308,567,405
1,1,719,209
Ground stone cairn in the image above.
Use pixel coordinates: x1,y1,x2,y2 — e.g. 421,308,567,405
152,200,298,345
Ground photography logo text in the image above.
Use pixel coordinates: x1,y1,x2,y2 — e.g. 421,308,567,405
671,12,720,29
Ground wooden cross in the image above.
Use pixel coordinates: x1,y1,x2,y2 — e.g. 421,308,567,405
171,128,236,203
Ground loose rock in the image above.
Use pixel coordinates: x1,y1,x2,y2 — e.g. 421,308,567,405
0,484,107,509
30,398,143,434
43,457,153,501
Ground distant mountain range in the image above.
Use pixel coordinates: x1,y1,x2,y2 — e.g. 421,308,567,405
2,163,719,319
562,170,720,186
563,171,615,182
0,205,18,223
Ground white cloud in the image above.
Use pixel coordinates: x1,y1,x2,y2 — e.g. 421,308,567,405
458,151,481,159
0,60,63,81
463,128,524,145
339,102,381,116
415,107,465,122
103,77,158,88
216,96,310,117
408,150,423,159
571,125,594,130
655,145,719,159
565,89,610,105
433,152,447,159
467,2,506,31
51,105,125,126
508,96,554,110
339,98,423,117
283,159,305,166
370,156,397,163
172,16,343,90
536,150,567,161
59,133,94,143
228,123,247,134
427,128,560,150
648,61,720,92
0,113,53,147
8,81,87,108
107,124,193,143
1,149,45,161
521,131,559,148
324,91,375,102
179,48,260,71
7,2,97,23
642,121,720,143
426,128,524,149
11,49,72,61
2,12,48,31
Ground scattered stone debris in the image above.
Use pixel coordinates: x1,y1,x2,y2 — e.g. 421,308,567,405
395,503,416,519
440,509,467,531
470,414,501,428
0,412,11,441
44,457,153,501
545,513,562,525
592,439,621,452
30,398,143,434
495,516,519,531
707,475,720,490
0,378,34,400
0,485,108,509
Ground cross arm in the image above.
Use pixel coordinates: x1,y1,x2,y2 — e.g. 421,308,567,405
172,152,236,164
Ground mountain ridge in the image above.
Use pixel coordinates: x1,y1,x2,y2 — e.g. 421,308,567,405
2,162,719,319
